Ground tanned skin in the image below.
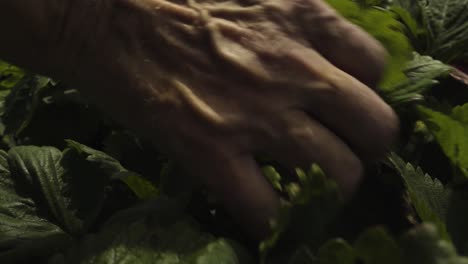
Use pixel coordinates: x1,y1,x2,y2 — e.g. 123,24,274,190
0,0,398,239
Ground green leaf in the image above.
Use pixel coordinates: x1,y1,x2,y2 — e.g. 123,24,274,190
317,239,355,264
295,223,468,264
260,164,342,263
285,223,468,264
1,76,103,148
418,104,468,178
50,198,254,264
417,0,468,62
394,0,468,61
381,53,451,106
389,154,468,253
8,147,82,233
7,145,110,235
389,153,451,240
451,104,468,124
286,246,316,264
400,223,468,264
405,53,452,80
390,6,426,49
326,0,412,88
0,61,24,115
0,60,24,90
66,140,128,176
262,166,283,191
353,0,385,8
119,173,159,200
0,142,159,262
392,0,423,20
66,140,159,200
354,226,403,264
2,74,51,136
0,149,72,262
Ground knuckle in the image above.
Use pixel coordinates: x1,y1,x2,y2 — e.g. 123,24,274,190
287,125,309,140
284,117,314,142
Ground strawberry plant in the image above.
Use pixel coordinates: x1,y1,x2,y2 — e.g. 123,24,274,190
0,0,468,263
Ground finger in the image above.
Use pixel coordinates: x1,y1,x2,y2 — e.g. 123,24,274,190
305,67,399,158
270,110,363,197
182,147,280,240
296,0,387,87
283,46,398,158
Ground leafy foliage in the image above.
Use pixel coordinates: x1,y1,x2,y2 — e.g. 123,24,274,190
381,52,452,106
0,61,23,115
0,0,467,263
400,224,468,264
0,149,71,262
316,239,355,264
6,146,109,235
354,227,404,264
326,0,412,88
49,198,254,264
405,53,453,80
418,0,468,62
260,165,342,263
418,104,468,178
67,140,159,200
389,153,451,240
2,74,51,136
396,0,468,62
0,141,167,263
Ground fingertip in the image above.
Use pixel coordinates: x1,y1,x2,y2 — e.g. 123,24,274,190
298,1,388,88
185,151,280,240
337,154,364,199
363,102,400,160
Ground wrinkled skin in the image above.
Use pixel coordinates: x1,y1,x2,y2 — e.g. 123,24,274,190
55,0,399,238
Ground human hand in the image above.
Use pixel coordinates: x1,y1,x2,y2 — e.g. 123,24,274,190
56,0,398,239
